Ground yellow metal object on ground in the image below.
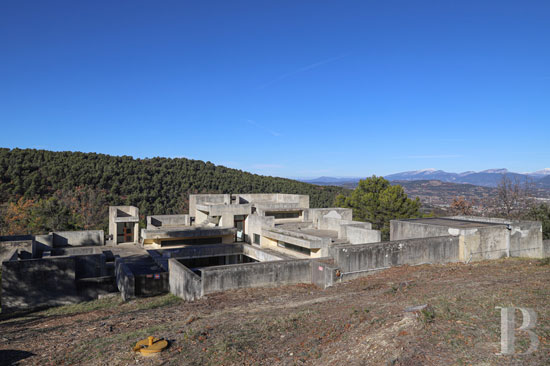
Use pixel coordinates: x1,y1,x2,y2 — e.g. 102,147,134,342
133,336,168,354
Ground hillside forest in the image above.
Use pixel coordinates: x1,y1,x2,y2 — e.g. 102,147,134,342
0,148,346,235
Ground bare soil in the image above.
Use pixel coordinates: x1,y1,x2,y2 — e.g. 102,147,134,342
1,258,549,366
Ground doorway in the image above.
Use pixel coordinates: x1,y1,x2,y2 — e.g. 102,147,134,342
234,215,246,242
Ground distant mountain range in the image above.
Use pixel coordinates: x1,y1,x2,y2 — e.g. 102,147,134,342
301,168,550,188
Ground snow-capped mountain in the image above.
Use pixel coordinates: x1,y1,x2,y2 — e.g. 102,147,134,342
304,169,550,189
385,168,538,187
529,168,550,177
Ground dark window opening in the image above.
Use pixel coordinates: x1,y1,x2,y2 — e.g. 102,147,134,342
267,211,301,219
277,240,311,255
253,234,260,245
160,237,222,246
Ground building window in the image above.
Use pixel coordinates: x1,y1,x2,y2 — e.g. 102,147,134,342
253,234,260,245
277,240,311,255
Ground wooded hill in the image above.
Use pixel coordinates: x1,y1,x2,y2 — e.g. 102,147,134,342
0,148,347,234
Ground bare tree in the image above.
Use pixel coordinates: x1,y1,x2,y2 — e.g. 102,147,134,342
490,175,534,219
450,196,475,216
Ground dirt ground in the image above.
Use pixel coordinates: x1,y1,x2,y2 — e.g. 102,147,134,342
1,258,549,366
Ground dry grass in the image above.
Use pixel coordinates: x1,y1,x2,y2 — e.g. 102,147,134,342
1,258,549,366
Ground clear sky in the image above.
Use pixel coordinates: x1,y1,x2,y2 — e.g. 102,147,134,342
1,1,549,178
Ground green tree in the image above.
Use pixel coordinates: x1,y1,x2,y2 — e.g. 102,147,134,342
334,176,421,240
527,203,550,240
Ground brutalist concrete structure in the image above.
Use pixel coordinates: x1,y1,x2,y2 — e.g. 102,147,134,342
2,193,548,313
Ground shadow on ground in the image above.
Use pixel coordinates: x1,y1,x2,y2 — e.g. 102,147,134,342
0,350,35,365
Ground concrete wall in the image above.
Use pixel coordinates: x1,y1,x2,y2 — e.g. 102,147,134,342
508,221,543,258
306,208,353,226
0,238,34,262
543,240,550,258
201,259,313,294
343,225,382,244
459,226,508,262
51,230,104,247
447,216,543,259
169,258,202,301
311,261,339,289
162,243,243,259
331,236,460,276
245,214,274,245
390,220,453,241
73,253,106,279
147,214,190,229
189,194,229,219
235,193,309,207
135,272,169,297
115,259,135,301
1,257,78,312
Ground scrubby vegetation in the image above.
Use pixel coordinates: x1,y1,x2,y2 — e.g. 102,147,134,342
0,148,347,235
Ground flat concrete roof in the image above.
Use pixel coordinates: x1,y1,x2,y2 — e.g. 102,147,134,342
398,218,501,228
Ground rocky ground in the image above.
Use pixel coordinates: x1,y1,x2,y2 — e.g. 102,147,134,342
1,258,549,366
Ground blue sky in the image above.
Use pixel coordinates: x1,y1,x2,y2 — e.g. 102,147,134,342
1,1,549,178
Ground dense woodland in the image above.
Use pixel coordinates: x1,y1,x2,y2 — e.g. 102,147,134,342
0,148,347,235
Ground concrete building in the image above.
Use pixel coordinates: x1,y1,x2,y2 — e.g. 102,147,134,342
2,193,549,313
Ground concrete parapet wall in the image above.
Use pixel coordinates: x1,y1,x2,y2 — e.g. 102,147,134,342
147,214,190,229
169,258,202,301
162,243,243,259
508,221,543,258
201,259,313,294
331,236,460,275
0,238,34,263
390,220,452,241
2,249,19,263
189,194,229,218
306,208,353,226
51,230,104,247
343,226,381,244
460,225,508,262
